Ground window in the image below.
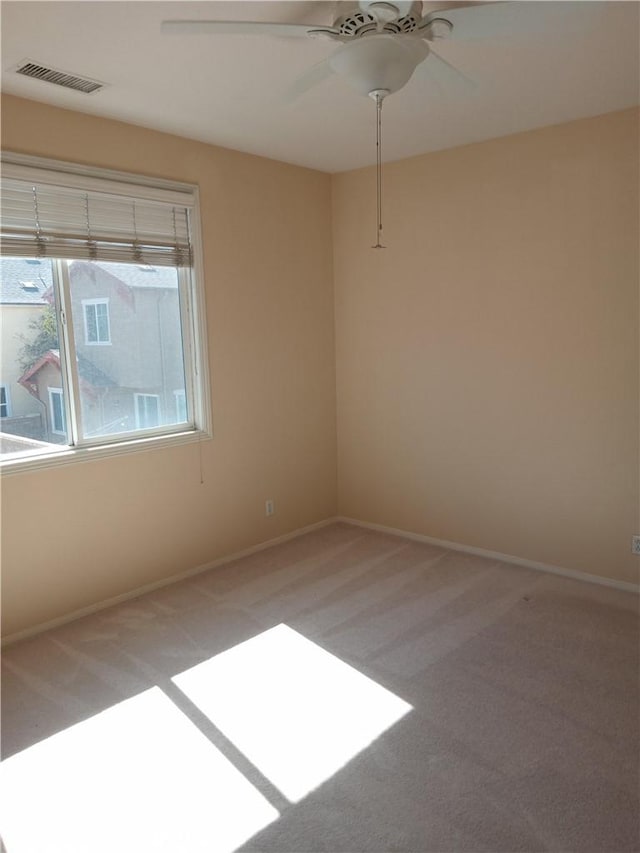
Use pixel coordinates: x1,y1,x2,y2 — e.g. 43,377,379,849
0,154,210,470
174,389,187,424
135,394,160,430
0,385,11,418
48,387,66,435
83,299,111,345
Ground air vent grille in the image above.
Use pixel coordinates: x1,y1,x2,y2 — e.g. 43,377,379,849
16,61,103,94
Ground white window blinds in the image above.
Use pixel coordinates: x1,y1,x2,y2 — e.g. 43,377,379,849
1,162,193,267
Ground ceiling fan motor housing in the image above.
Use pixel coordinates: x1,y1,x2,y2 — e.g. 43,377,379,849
337,1,424,35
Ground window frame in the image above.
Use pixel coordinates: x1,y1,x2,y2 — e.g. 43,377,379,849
174,389,187,424
1,152,212,475
0,384,12,418
82,297,111,346
134,393,161,430
47,387,66,436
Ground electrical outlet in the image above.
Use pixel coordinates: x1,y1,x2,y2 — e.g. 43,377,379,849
265,499,274,518
632,535,640,556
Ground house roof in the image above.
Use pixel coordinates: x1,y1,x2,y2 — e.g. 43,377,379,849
77,352,116,388
0,258,52,305
19,349,115,390
1,258,177,308
92,262,178,290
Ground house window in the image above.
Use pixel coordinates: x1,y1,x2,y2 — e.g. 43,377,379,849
83,299,111,345
134,394,160,430
0,153,211,471
174,389,187,423
48,388,66,435
0,385,11,418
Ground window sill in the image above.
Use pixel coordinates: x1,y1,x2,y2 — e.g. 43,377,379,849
0,428,211,476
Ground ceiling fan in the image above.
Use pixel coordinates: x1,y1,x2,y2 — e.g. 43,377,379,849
162,2,478,97
162,1,488,248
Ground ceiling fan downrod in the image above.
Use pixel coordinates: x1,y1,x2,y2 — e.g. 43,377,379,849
370,88,388,249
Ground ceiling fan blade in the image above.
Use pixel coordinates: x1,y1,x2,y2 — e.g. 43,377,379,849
428,47,476,90
284,59,335,103
416,48,475,97
161,20,322,38
424,1,604,41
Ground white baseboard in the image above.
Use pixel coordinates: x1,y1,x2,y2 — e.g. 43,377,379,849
5,513,636,646
337,516,640,594
1,517,338,647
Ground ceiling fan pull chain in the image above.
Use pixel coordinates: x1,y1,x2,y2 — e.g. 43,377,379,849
372,89,387,249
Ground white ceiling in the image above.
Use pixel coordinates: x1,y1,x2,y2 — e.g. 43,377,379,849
1,1,638,173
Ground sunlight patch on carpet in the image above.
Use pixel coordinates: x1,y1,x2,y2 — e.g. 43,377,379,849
172,624,413,802
0,687,278,853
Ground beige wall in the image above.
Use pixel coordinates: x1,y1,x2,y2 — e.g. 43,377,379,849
1,95,337,637
333,108,639,585
2,98,638,638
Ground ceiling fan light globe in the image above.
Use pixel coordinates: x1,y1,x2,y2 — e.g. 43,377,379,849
328,33,428,96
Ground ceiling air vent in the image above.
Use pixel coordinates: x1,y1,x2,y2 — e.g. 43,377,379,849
15,61,104,94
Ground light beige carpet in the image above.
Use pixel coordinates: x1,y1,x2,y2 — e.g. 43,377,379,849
1,522,638,852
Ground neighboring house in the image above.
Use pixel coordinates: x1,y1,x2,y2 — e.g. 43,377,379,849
0,257,52,440
19,349,117,443
1,259,188,444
